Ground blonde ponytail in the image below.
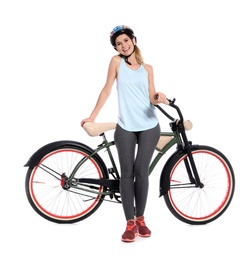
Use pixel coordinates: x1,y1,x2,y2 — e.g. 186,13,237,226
135,45,144,65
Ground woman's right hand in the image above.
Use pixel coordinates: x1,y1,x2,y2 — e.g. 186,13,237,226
81,118,94,127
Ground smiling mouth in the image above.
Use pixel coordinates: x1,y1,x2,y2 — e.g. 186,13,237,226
123,47,130,52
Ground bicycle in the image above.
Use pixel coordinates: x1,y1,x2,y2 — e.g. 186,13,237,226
24,98,235,225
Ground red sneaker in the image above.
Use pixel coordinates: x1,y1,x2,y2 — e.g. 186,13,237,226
121,220,138,242
136,216,151,237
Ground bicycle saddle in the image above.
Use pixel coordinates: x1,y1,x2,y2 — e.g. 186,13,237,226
83,122,117,136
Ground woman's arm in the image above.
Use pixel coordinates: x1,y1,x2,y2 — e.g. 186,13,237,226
145,64,166,105
81,56,120,126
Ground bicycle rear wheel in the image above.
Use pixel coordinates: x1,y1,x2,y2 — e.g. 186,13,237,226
163,145,235,225
25,145,108,223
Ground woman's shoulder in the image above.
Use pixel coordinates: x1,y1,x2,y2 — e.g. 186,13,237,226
111,55,121,63
108,55,122,76
143,63,153,73
109,55,121,69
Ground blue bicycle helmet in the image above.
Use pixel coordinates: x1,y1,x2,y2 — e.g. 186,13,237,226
110,25,136,47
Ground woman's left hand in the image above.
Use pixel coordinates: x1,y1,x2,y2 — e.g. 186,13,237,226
155,92,167,104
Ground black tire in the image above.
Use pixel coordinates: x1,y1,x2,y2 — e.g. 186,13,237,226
25,145,108,223
163,145,235,225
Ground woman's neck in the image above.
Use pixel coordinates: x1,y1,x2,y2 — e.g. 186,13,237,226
127,54,139,66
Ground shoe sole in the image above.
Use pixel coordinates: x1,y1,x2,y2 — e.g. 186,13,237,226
138,234,151,237
121,233,138,242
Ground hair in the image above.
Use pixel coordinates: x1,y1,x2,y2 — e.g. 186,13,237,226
135,45,144,65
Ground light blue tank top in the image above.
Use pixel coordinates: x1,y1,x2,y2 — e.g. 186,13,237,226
116,58,158,131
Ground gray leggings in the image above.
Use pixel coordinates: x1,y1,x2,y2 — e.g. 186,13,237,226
114,123,160,220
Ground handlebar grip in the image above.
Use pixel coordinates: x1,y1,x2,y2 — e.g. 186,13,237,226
184,120,193,130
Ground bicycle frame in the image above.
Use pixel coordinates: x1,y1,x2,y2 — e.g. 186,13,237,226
72,124,189,198
67,131,175,200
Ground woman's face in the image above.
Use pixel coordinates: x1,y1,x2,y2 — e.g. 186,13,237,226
115,33,135,55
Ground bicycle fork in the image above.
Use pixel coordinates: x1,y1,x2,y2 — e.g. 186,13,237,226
181,132,204,188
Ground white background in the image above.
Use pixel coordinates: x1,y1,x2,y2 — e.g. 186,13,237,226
1,0,251,259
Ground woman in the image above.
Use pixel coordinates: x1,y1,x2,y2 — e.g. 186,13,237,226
81,25,166,242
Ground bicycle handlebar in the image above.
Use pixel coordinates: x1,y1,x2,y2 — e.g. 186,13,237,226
154,95,192,131
154,94,180,121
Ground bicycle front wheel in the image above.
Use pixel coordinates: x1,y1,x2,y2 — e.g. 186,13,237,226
163,145,235,225
25,145,108,223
